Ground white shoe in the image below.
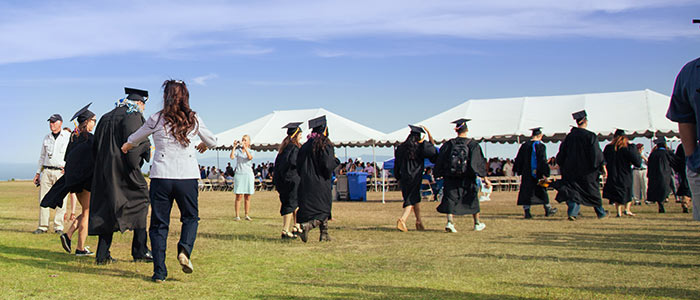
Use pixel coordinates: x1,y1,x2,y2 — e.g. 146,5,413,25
178,252,193,274
474,222,486,231
445,222,457,233
234,217,241,221
245,216,252,221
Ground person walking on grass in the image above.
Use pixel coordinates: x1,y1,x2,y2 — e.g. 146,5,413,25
553,110,608,220
513,127,557,219
646,137,677,213
394,125,437,232
33,113,71,235
41,103,97,256
296,116,340,242
231,134,255,221
122,80,217,283
602,129,643,217
434,119,489,233
273,122,303,239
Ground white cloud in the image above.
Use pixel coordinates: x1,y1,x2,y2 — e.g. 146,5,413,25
192,73,218,86
0,0,696,64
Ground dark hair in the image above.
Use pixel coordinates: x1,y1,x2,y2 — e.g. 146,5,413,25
278,131,302,152
612,135,628,151
312,128,333,159
400,133,421,160
576,118,586,126
161,80,197,147
73,119,90,139
456,126,468,134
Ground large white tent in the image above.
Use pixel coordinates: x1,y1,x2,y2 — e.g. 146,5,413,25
214,108,386,151
378,89,677,145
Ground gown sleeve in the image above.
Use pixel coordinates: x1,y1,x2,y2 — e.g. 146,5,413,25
469,141,487,177
536,143,550,178
318,144,341,180
433,141,452,178
123,113,151,170
513,143,525,176
422,141,438,163
393,147,402,180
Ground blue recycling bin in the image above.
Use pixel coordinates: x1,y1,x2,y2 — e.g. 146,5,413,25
347,172,368,201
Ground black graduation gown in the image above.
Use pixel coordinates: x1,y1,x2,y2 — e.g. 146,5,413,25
434,137,487,215
647,147,676,203
274,144,301,215
554,127,605,206
89,106,151,235
602,144,642,204
674,146,691,197
513,140,550,206
394,141,438,208
40,133,95,208
296,138,340,223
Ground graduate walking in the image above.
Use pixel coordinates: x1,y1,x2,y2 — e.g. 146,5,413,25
394,125,437,232
434,119,489,232
513,127,557,219
602,129,643,217
273,122,303,239
554,110,608,220
89,88,153,265
674,146,693,213
647,137,677,213
296,116,340,242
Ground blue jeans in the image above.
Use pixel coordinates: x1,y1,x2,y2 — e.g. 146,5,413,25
566,201,606,218
149,179,200,280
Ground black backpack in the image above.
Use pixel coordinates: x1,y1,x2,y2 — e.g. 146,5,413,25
448,139,472,177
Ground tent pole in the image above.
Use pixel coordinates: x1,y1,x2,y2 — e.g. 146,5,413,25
217,150,220,170
372,142,377,192
382,167,386,204
345,147,348,162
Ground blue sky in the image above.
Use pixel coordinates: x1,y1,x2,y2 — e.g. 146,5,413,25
1,0,699,171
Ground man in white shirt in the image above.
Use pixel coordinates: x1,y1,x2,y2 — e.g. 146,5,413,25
33,114,71,234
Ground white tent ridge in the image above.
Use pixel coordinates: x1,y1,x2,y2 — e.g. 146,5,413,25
214,108,386,151
378,89,678,146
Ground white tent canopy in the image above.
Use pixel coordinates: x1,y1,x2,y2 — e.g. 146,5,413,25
214,108,386,151
379,89,677,145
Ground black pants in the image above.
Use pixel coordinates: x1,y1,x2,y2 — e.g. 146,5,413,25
96,228,149,261
149,178,199,280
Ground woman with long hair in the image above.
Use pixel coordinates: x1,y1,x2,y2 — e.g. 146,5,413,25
122,79,217,282
41,103,97,256
394,125,437,232
273,122,303,239
602,129,642,217
296,116,340,242
230,134,255,221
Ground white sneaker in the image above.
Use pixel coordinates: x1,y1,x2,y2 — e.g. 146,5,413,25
474,222,486,231
178,252,193,274
234,217,241,221
245,216,252,221
445,222,457,233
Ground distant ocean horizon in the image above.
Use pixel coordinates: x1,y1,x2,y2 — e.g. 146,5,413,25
0,163,37,181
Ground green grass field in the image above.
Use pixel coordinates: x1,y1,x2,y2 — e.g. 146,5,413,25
1,181,698,299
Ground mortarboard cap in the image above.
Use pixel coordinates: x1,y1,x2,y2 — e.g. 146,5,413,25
654,137,667,145
70,103,95,123
452,118,471,130
572,110,587,121
530,127,543,136
309,115,327,132
408,125,425,134
125,87,149,102
614,129,626,136
282,122,303,136
48,114,63,123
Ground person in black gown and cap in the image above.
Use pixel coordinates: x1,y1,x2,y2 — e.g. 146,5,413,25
434,119,489,232
394,124,438,232
674,146,692,213
647,137,677,213
273,122,303,239
602,129,643,217
296,116,340,242
553,110,608,220
89,87,152,264
513,127,557,219
41,103,97,256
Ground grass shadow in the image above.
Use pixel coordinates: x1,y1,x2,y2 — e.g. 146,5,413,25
461,252,700,269
508,283,700,300
197,232,285,243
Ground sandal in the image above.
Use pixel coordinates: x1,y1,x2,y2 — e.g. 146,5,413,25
281,231,296,240
396,219,408,232
624,211,636,216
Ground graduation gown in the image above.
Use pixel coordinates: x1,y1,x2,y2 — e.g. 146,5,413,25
513,140,550,206
394,141,438,207
647,147,676,203
434,137,487,215
602,144,642,204
674,146,691,197
40,133,95,208
296,138,340,223
274,144,301,215
89,106,151,235
554,127,605,206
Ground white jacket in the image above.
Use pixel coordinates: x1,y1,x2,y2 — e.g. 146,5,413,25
36,130,71,173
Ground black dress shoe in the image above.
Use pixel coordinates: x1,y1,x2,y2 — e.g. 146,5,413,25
96,256,117,265
134,251,153,262
524,210,532,219
60,233,71,253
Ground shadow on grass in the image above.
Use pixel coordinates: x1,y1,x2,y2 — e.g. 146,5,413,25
490,231,700,256
0,244,151,281
507,283,700,300
197,232,284,243
352,226,444,233
255,282,540,300
461,252,700,269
